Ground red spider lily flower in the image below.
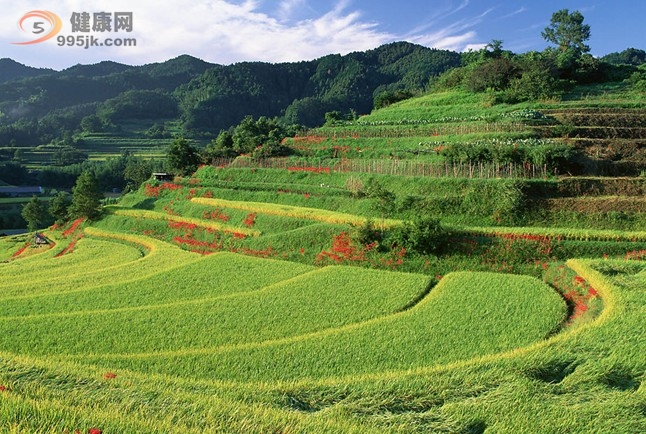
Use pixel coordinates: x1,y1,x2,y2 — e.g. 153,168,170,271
588,287,598,297
168,221,197,231
0,385,8,391
144,182,183,197
88,428,103,434
202,209,230,222
563,290,579,302
242,213,256,228
62,218,85,237
55,234,83,258
625,250,646,260
12,243,29,258
574,303,588,315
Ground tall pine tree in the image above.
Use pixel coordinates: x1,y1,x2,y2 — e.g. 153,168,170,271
48,191,71,224
69,171,103,220
21,195,47,232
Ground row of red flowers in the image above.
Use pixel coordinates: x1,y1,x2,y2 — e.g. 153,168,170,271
55,234,84,257
315,232,406,270
545,264,600,324
202,209,230,223
284,135,326,144
62,218,85,237
144,182,183,197
11,242,30,258
625,249,646,260
242,213,256,228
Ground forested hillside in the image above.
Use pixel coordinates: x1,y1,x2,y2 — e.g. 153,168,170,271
0,42,460,147
0,58,55,84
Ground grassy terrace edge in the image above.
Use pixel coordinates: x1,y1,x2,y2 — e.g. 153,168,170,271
106,207,262,237
191,197,402,228
190,196,646,242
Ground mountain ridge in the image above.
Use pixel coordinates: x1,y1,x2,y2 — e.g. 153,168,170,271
0,42,462,139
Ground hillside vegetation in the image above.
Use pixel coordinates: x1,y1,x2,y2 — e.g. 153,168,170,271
0,42,459,152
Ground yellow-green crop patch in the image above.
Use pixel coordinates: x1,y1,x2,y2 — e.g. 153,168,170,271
192,197,402,228
0,247,430,357
0,238,144,289
0,229,201,299
459,224,646,242
110,207,261,236
84,271,564,382
0,231,642,433
0,252,315,317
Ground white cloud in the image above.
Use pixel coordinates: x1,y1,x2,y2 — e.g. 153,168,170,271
411,31,478,51
1,0,391,68
498,7,526,20
0,0,489,69
277,0,307,21
463,43,487,52
404,0,471,38
402,4,494,52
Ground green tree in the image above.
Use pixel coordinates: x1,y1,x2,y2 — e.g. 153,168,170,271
373,90,414,109
390,216,447,255
145,122,170,139
21,195,47,232
504,51,562,101
231,116,288,156
12,149,24,163
0,162,30,185
601,48,646,66
541,9,591,55
283,97,327,127
205,130,236,160
51,146,88,166
365,179,396,230
324,111,343,126
485,40,505,58
68,171,103,220
124,157,153,189
167,137,201,175
80,115,104,133
48,191,71,224
466,57,519,92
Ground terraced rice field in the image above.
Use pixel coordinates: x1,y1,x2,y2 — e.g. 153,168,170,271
0,218,610,432
1,166,644,432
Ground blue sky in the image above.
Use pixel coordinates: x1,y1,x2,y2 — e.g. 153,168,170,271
1,0,645,70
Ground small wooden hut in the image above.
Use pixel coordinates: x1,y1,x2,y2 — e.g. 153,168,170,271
33,233,49,245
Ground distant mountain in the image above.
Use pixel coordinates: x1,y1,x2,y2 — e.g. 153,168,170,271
0,42,462,146
177,42,462,131
137,55,216,91
60,61,134,78
140,54,215,79
0,58,55,83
